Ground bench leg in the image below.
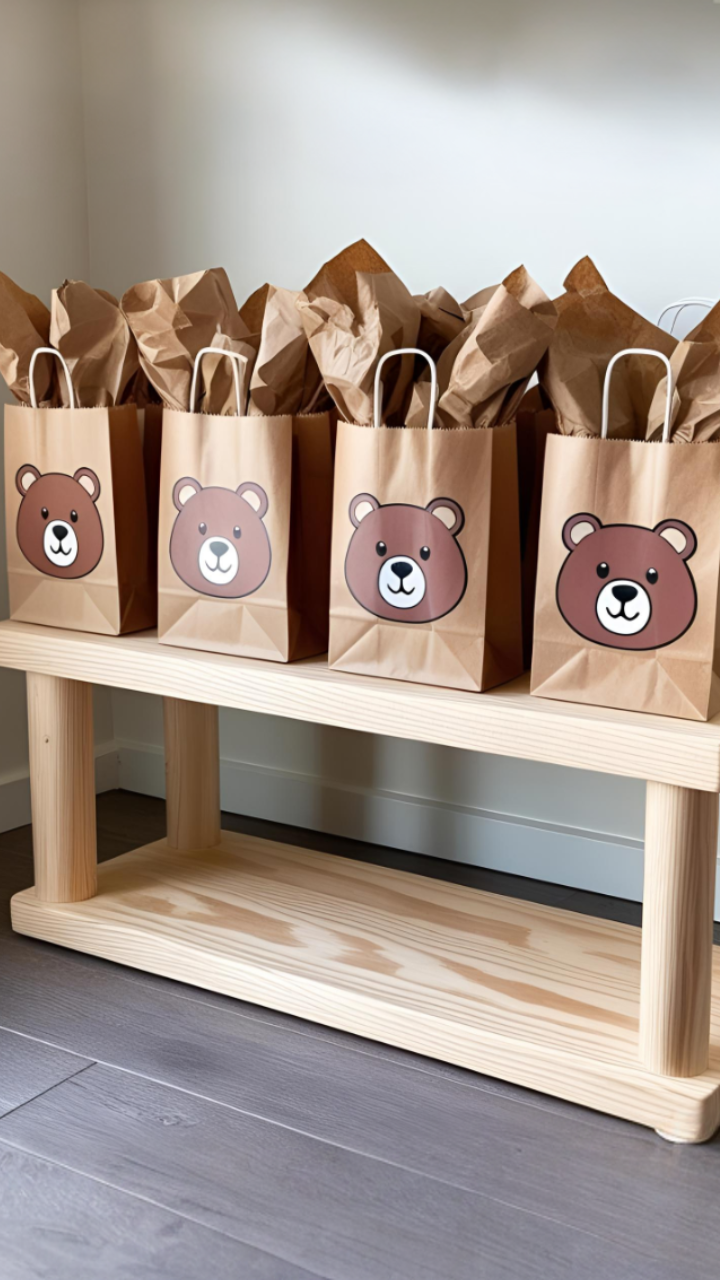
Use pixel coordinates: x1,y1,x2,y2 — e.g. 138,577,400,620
27,672,97,903
640,782,717,1083
163,698,221,851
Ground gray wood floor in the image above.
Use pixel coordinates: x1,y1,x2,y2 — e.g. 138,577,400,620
0,792,718,1280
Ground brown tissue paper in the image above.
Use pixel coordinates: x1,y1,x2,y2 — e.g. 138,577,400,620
122,268,256,414
646,302,720,442
297,240,420,425
540,257,676,438
240,282,329,417
50,281,140,408
0,272,55,405
433,267,556,430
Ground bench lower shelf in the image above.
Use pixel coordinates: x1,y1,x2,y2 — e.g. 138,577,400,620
11,830,720,1143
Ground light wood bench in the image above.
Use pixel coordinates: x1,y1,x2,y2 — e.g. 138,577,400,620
1,618,718,1142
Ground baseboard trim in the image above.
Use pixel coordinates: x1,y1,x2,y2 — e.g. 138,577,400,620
0,742,119,835
116,739,667,906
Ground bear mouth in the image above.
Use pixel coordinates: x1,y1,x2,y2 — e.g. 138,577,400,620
606,603,641,622
197,536,240,586
595,580,651,636
48,543,72,557
387,582,416,597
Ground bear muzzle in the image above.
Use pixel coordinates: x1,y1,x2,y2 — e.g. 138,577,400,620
596,579,651,636
43,520,78,568
198,535,239,586
378,556,427,610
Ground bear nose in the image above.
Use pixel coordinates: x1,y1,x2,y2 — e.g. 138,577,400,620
209,540,227,557
392,561,413,581
611,583,638,604
52,525,67,542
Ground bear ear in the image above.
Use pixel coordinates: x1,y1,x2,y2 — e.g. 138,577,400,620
173,477,202,511
236,482,269,520
654,518,697,561
73,467,101,503
16,464,41,496
426,497,464,537
349,493,379,528
562,513,602,550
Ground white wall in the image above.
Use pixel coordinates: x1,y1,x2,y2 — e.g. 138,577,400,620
4,0,720,903
0,0,116,828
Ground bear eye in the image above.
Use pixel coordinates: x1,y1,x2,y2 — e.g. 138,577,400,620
376,541,387,557
596,562,609,579
233,526,241,539
198,522,207,535
41,507,49,520
646,567,658,585
420,546,431,561
70,510,78,523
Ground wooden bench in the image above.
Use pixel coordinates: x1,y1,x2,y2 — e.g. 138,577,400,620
1,619,718,1143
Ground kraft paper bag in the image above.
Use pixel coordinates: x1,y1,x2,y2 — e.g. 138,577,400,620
4,350,155,635
329,351,523,692
157,350,333,661
531,349,720,721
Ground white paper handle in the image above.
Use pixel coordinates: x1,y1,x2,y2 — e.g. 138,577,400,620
28,346,75,410
657,297,714,335
601,348,675,444
189,346,247,416
373,348,438,430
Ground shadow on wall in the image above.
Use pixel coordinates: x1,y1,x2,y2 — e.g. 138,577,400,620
273,0,717,97
80,0,720,309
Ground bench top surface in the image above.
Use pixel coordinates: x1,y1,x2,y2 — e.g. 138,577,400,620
1,620,719,791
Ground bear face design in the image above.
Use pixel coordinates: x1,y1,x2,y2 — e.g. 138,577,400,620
344,494,467,624
556,513,698,651
169,477,271,599
15,465,103,579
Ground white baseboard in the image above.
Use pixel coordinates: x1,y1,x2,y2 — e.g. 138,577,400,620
1,736,714,917
118,739,659,904
0,742,119,835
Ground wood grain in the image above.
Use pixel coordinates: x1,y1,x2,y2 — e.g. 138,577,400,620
4,901,720,1267
3,621,720,788
0,1143,317,1280
640,783,718,1077
163,697,220,850
0,1065,688,1280
11,830,720,1142
26,672,96,903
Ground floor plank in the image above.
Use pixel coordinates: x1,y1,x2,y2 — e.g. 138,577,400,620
0,1142,320,1280
0,1064,690,1280
1,906,718,1267
2,790,719,1280
0,1028,91,1118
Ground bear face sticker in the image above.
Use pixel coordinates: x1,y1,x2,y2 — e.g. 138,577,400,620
345,493,467,624
16,465,104,579
170,477,271,599
556,513,698,651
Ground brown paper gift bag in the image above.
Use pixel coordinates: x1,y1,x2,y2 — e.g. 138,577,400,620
158,348,332,661
329,350,523,692
531,348,720,721
5,347,155,634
